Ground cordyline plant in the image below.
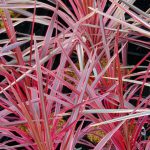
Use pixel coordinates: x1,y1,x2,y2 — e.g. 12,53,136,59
0,0,150,150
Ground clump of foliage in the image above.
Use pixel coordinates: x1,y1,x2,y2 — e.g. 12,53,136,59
0,0,149,150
